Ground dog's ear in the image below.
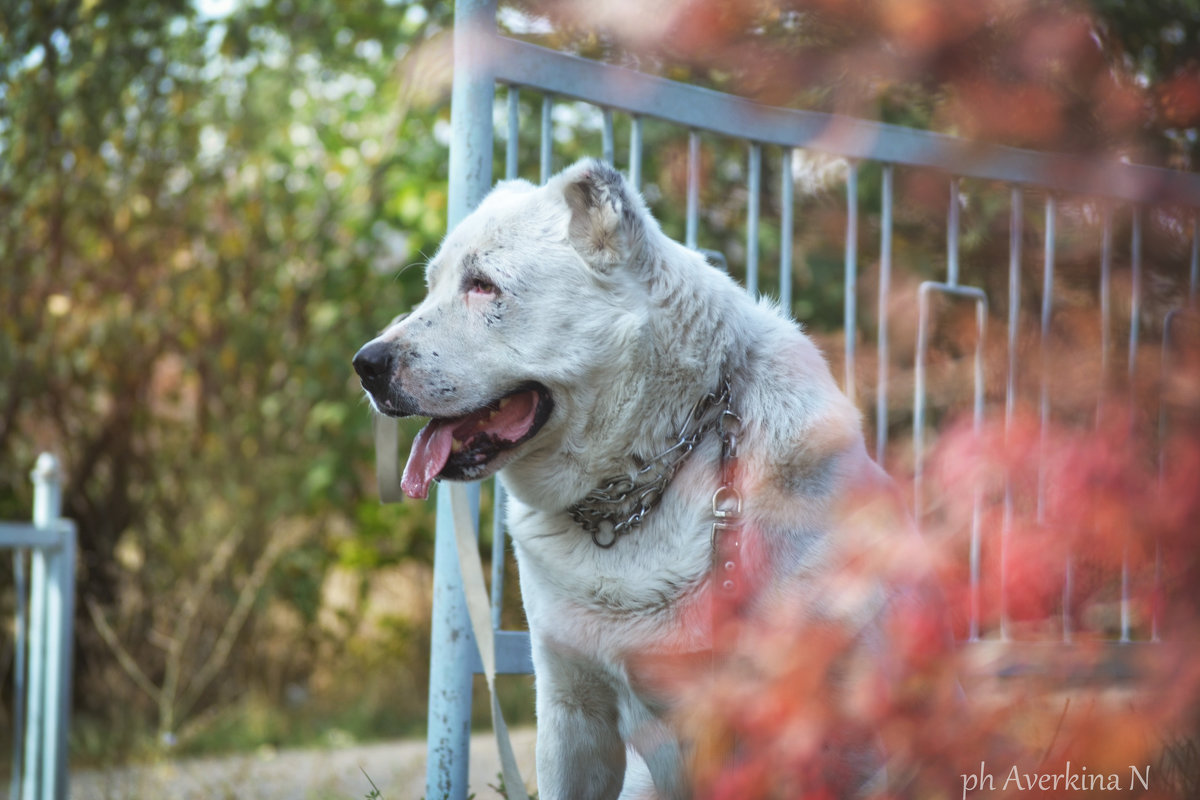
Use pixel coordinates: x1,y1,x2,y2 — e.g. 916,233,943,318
559,159,645,273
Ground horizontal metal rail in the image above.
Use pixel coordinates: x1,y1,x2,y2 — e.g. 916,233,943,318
467,630,535,675
488,35,1200,206
0,522,74,550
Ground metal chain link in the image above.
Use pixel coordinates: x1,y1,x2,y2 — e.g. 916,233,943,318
568,380,733,548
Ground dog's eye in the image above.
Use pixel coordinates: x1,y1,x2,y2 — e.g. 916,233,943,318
467,277,498,297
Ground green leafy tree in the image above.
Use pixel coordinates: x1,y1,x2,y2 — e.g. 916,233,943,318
1,0,454,752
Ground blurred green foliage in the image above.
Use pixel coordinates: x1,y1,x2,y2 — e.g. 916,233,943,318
1,0,458,759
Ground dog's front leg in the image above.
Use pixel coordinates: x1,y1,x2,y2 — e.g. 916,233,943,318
533,643,626,800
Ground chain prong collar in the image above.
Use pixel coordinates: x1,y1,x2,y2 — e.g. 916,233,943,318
568,379,734,548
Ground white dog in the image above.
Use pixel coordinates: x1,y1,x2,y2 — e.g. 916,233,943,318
354,159,929,799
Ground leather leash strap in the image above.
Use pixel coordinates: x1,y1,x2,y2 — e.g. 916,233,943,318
375,418,527,793
374,415,404,504
449,484,531,800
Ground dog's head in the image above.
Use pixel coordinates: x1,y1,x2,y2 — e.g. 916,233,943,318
353,159,654,499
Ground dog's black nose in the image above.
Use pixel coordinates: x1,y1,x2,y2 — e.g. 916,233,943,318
353,340,394,391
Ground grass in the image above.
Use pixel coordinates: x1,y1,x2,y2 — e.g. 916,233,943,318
411,772,538,800
55,674,536,771
361,767,384,799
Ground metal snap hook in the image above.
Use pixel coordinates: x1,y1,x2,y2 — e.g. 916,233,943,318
711,486,742,518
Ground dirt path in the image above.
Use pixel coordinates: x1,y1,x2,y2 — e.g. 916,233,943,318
67,728,537,800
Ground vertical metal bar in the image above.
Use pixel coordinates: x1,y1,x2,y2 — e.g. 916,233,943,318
746,143,761,298
1039,195,1069,640
844,161,859,403
505,87,519,181
1099,205,1121,632
875,164,893,464
1119,553,1132,643
1120,207,1143,643
447,4,496,223
42,515,73,800
53,526,74,800
447,7,496,227
1001,185,1022,640
967,504,982,638
22,558,46,800
968,298,987,642
11,547,26,799
939,184,984,634
629,115,643,191
1190,213,1198,304
686,131,700,249
947,177,961,286
913,285,931,521
601,108,614,165
490,482,506,631
1129,207,1143,384
1152,535,1163,643
24,455,64,800
539,94,553,184
1006,188,1023,432
780,147,794,315
429,2,496,797
1038,195,1055,525
428,483,481,800
37,462,65,800
1099,204,1113,402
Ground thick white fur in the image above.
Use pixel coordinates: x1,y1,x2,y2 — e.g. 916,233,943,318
368,160,907,799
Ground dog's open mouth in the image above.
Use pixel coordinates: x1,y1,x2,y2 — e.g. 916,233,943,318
401,383,553,499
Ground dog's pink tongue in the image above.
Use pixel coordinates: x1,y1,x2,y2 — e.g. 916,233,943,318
402,420,454,500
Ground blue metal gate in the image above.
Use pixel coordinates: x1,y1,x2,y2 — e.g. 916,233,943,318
1,454,76,800
379,2,1200,796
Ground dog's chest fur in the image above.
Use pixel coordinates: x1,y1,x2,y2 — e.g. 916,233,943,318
505,447,723,660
